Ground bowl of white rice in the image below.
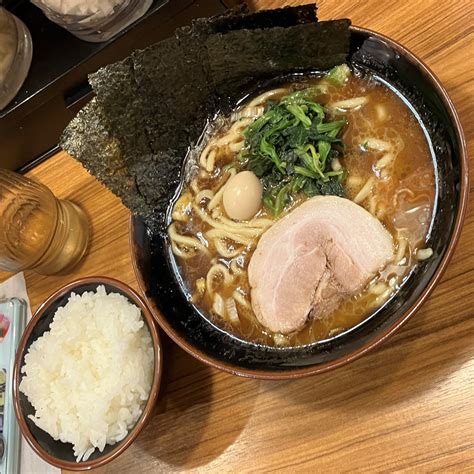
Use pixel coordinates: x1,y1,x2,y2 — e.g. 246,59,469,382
13,277,162,470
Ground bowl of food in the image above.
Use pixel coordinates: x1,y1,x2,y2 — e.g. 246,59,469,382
13,277,162,470
58,5,467,379
129,22,467,379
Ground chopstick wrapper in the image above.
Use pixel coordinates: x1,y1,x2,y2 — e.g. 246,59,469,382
0,273,60,474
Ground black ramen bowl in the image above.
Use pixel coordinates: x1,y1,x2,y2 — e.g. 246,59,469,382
13,277,162,470
130,26,468,379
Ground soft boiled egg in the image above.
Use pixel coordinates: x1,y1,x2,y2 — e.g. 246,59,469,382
223,171,263,221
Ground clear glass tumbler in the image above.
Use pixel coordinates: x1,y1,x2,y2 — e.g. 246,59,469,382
0,170,89,275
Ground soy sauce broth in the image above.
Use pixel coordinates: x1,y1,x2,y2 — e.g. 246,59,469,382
171,70,436,347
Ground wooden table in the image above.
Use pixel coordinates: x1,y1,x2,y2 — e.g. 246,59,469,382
2,0,473,471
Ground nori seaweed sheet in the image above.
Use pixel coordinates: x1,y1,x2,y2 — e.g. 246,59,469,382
60,4,351,228
60,99,146,215
129,150,182,227
89,5,319,157
88,58,154,162
186,3,317,35
131,35,215,155
207,20,350,105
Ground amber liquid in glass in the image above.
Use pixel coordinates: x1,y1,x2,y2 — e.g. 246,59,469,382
0,170,89,275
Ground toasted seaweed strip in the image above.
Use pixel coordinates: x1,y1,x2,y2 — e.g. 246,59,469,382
88,3,323,148
207,20,351,103
89,58,154,163
131,34,215,156
60,101,173,230
59,99,152,217
185,4,317,36
129,150,182,232
89,45,192,223
128,4,320,155
213,4,317,31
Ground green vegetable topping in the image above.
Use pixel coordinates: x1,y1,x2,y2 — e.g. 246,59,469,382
239,87,347,216
326,63,351,86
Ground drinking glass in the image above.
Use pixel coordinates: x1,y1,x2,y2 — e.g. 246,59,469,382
0,7,32,110
0,170,89,275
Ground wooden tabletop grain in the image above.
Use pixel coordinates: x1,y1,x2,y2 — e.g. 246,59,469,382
2,0,473,472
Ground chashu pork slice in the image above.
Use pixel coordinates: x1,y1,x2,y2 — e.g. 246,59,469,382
248,196,394,334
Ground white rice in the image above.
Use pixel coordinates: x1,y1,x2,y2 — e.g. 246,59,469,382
20,285,154,462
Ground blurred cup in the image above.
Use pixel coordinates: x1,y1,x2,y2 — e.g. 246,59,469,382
0,170,89,275
31,0,154,42
0,7,32,110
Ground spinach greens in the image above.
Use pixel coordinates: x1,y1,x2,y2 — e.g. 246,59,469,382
326,63,351,86
239,87,347,216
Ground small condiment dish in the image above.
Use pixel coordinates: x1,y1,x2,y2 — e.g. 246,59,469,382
13,276,162,471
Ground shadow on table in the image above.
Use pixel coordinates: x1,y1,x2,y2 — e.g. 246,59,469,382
128,334,260,471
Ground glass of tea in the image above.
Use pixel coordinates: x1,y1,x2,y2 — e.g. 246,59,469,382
0,170,89,275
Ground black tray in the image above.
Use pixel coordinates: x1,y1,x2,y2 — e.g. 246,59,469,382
0,0,242,171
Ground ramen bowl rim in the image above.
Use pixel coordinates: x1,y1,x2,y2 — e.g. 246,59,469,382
129,25,469,380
